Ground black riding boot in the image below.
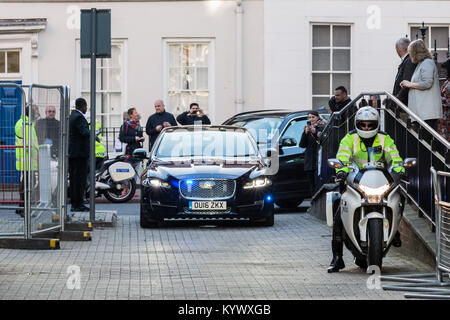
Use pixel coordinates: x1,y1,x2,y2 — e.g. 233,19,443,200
392,231,402,247
327,240,345,273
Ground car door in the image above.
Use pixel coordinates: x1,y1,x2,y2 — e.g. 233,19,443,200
273,117,310,199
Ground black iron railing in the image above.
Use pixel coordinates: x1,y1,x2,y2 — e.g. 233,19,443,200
100,126,148,155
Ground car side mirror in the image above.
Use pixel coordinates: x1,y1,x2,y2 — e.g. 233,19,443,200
327,158,344,169
403,158,417,168
280,137,297,147
132,148,148,160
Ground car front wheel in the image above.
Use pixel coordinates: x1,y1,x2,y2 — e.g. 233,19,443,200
140,204,159,228
253,210,274,227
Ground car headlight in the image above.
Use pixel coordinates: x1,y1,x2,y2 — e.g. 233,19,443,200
143,178,170,188
243,177,271,189
359,184,389,203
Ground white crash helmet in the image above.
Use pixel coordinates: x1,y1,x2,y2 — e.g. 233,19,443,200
355,106,379,139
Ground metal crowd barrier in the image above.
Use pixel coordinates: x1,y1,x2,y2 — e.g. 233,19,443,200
28,84,69,236
0,145,21,205
0,83,28,237
380,167,450,299
0,83,69,247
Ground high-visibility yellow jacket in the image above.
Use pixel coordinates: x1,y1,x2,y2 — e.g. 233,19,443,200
15,115,39,171
93,121,106,158
336,131,405,174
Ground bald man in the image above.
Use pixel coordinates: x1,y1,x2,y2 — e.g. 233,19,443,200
35,105,60,158
145,100,177,150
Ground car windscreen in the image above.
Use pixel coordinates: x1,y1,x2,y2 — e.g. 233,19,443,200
155,129,258,159
227,117,284,144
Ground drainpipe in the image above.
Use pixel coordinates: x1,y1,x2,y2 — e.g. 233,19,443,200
235,0,244,114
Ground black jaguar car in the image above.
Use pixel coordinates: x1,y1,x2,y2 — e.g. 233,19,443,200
222,109,330,209
134,125,275,228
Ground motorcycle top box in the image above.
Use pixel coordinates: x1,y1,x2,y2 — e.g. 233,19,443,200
108,161,135,182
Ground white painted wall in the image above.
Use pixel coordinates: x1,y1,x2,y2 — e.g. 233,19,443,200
0,0,264,125
264,0,450,110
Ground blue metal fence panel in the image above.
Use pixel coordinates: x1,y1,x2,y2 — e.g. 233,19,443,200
0,81,22,184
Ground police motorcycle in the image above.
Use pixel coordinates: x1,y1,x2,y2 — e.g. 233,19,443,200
326,149,416,269
86,149,147,203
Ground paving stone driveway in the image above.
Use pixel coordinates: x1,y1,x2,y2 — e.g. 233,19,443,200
0,212,432,300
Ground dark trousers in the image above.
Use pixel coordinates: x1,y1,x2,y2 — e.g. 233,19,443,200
305,170,317,196
69,157,88,207
425,119,438,131
18,171,38,211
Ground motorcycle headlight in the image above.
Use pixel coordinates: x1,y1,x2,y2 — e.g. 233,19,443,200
243,177,272,189
144,178,170,188
359,184,389,203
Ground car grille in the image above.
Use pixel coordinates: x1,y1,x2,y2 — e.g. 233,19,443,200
179,179,236,200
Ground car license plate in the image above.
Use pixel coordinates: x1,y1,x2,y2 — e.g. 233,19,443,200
189,201,227,211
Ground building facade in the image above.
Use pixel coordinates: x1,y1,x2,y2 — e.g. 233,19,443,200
1,0,450,129
0,0,264,128
264,0,450,109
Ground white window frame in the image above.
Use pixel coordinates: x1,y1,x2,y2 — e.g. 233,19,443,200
162,38,215,122
409,24,450,62
310,23,352,109
0,35,30,82
0,49,21,76
75,39,128,128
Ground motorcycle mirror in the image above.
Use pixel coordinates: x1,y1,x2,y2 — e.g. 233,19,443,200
132,148,148,160
403,158,417,168
327,158,344,169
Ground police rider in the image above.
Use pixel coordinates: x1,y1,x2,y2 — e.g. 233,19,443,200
328,106,405,273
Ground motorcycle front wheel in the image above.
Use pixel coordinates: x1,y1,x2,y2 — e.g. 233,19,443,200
104,178,137,203
367,218,383,269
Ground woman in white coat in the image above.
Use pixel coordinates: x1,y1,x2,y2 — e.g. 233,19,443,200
400,39,442,131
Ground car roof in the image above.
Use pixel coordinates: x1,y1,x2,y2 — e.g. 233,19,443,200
225,108,330,121
163,125,248,132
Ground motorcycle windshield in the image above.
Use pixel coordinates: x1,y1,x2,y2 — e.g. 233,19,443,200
359,169,389,189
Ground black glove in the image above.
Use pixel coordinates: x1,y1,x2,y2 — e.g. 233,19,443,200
336,171,347,182
335,171,347,192
392,171,404,184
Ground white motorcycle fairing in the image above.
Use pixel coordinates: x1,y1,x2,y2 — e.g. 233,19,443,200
339,172,403,255
340,185,363,253
326,191,341,227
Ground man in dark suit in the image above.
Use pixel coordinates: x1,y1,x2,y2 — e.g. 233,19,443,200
392,37,416,106
68,98,90,212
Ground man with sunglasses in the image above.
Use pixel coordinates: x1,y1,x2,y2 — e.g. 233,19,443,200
35,105,60,159
327,106,405,273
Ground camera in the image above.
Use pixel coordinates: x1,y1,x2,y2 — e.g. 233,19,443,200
307,120,311,125
192,110,199,115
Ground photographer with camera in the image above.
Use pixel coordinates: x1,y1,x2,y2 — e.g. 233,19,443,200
299,111,327,196
176,103,211,125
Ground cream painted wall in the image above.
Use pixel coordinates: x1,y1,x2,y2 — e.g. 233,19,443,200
0,0,264,126
264,0,450,110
